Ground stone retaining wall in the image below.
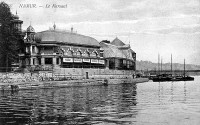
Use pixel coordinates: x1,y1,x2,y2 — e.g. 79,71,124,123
0,68,135,83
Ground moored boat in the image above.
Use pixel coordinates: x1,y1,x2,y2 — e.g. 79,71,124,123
153,58,194,82
152,74,172,82
172,75,194,81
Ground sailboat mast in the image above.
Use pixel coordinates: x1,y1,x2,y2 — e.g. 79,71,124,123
158,53,160,75
184,59,185,78
161,57,162,74
171,54,172,75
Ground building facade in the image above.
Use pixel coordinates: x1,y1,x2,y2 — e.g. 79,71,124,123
100,38,136,71
16,19,136,76
21,25,105,71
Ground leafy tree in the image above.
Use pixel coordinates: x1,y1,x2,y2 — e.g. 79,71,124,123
0,2,24,72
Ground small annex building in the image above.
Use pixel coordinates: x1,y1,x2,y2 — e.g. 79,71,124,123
100,37,136,70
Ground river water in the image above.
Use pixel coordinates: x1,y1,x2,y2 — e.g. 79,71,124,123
0,76,200,125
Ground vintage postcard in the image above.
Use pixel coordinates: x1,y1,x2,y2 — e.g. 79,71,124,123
0,0,200,124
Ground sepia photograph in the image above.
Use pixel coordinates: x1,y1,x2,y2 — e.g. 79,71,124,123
0,0,200,124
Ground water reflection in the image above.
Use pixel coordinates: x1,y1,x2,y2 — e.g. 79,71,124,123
0,83,138,125
171,82,174,103
1,77,200,125
184,82,187,102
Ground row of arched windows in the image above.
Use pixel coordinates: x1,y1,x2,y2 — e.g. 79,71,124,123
64,50,99,57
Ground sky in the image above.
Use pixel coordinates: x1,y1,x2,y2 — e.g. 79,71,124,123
3,0,200,65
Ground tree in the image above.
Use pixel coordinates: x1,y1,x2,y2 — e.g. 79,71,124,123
0,2,24,72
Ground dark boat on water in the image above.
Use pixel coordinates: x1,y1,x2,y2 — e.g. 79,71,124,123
152,74,194,82
171,76,194,81
172,59,194,81
152,74,172,82
152,54,173,82
181,76,194,81
152,56,194,82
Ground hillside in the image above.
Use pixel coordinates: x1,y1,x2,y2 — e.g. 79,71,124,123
136,60,200,71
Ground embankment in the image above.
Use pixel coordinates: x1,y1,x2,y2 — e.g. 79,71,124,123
0,72,149,90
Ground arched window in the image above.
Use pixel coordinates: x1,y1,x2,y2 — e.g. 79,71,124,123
100,51,103,57
73,52,77,56
82,51,90,57
66,50,73,56
26,58,30,65
132,52,136,59
91,52,98,57
59,48,64,55
31,34,34,40
76,51,82,57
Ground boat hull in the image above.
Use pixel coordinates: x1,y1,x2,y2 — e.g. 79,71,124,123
153,76,194,82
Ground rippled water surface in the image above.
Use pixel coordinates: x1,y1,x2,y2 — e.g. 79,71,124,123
1,76,200,125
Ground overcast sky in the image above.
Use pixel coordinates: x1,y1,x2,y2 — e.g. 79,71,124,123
4,0,200,65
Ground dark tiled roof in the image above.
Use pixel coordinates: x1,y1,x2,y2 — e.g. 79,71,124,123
111,37,125,46
35,30,100,47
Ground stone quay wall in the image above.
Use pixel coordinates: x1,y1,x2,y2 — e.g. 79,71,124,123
0,68,135,83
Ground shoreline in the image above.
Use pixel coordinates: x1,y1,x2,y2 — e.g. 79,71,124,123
0,77,149,91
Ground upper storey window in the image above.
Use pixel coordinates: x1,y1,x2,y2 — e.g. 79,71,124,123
32,46,35,53
82,51,90,57
44,46,53,50
100,52,103,57
76,51,82,57
91,52,98,57
31,34,35,41
42,46,54,54
132,53,136,60
26,46,30,53
100,49,104,57
66,50,73,56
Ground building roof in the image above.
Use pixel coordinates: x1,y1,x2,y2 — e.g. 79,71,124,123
35,30,100,47
12,11,19,20
11,14,23,23
13,14,19,20
100,42,135,60
27,25,35,33
111,37,125,46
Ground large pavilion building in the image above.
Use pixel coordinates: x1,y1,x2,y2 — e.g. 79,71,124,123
22,25,105,71
14,15,136,77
